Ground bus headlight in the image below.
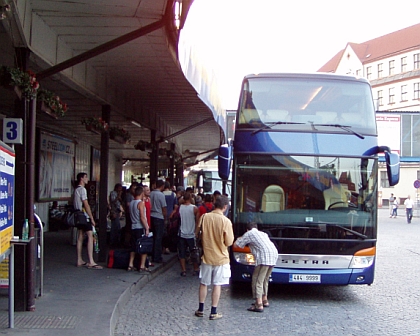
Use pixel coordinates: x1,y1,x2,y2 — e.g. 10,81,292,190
233,252,255,265
350,256,374,268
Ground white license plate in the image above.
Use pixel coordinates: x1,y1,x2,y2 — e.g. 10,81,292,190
289,274,321,283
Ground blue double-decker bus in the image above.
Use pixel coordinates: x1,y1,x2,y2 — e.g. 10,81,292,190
219,73,399,285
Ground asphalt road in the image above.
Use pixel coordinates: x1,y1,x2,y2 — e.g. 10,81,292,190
115,209,420,336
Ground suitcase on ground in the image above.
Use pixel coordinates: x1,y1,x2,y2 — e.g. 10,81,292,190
107,249,131,269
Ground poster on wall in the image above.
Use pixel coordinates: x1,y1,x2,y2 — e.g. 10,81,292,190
0,142,15,258
38,131,75,201
376,114,401,155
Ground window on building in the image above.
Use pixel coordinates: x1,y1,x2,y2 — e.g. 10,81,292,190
389,60,395,75
414,53,420,69
366,66,372,80
377,63,383,78
377,90,383,106
415,83,420,100
380,171,390,188
402,114,420,157
356,69,361,77
417,170,420,180
401,85,408,101
401,57,407,72
389,87,395,104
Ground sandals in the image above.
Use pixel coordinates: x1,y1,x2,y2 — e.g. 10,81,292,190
194,310,203,317
139,268,151,273
88,264,103,270
192,270,199,276
180,271,187,277
247,303,263,312
77,262,88,267
127,266,137,272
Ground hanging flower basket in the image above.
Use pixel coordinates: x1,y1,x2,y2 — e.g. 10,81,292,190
109,126,131,144
14,86,22,100
39,101,58,119
110,134,129,144
81,117,109,135
85,125,102,135
37,89,68,118
0,65,39,100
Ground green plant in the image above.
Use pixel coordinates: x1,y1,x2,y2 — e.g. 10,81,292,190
81,117,109,132
0,65,39,100
109,126,131,142
38,89,68,117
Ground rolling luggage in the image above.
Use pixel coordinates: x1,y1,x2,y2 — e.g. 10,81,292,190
107,249,131,269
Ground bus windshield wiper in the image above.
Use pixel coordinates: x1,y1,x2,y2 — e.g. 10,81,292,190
251,121,304,135
322,223,368,240
312,124,365,139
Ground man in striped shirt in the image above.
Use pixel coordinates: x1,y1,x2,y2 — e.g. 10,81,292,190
234,222,278,312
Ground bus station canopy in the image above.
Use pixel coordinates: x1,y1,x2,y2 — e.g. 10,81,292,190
0,0,225,174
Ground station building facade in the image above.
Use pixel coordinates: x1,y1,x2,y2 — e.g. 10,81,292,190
318,23,420,207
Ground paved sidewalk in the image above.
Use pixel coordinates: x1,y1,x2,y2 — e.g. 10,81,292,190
0,229,177,335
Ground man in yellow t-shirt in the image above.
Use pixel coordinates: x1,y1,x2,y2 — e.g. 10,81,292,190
194,195,234,320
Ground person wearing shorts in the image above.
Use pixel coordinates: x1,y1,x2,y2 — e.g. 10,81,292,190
74,172,102,269
178,191,200,276
128,186,150,272
194,195,234,320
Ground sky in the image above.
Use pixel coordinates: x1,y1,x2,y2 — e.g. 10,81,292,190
179,0,420,110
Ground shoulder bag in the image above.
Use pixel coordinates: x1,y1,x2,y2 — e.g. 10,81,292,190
136,234,153,254
64,206,88,228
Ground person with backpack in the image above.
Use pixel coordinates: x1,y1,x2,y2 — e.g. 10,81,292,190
127,186,150,272
199,194,214,218
178,191,200,276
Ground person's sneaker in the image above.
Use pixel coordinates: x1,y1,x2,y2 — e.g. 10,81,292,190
194,310,203,317
209,313,222,320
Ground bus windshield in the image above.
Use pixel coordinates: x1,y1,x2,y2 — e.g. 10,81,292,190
237,77,377,135
234,154,378,247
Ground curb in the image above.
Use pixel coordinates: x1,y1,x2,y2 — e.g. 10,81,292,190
109,254,178,335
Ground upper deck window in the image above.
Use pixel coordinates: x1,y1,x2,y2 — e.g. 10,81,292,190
237,76,376,135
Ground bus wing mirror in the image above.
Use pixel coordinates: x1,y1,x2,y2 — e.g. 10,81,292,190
385,151,400,186
218,144,232,180
364,146,400,187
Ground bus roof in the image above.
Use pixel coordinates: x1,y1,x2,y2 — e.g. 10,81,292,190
243,72,370,84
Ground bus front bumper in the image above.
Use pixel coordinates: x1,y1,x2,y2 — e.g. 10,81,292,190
230,263,375,285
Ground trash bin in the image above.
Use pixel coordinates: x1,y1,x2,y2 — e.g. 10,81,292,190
13,239,30,311
34,213,44,298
